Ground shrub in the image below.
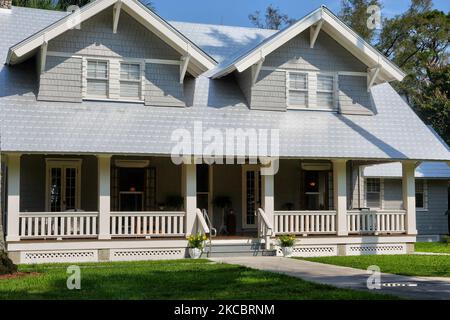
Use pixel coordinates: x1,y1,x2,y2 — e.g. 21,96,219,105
278,235,296,247
187,233,207,249
441,235,450,245
0,250,17,275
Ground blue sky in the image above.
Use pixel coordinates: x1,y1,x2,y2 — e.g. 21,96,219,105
151,0,450,27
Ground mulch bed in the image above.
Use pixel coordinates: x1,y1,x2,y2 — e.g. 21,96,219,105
0,272,40,280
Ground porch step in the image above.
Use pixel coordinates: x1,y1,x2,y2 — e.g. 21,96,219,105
202,241,277,258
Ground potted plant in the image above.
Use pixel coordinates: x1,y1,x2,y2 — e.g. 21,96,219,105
187,233,207,259
278,234,296,257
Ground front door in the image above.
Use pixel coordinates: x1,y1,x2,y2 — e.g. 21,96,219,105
46,160,81,212
242,166,261,229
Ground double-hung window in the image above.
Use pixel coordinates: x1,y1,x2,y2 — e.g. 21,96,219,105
366,178,381,208
287,72,308,108
316,74,335,110
415,180,427,209
120,62,141,100
87,60,109,98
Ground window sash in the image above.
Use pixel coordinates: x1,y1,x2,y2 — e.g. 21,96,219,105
119,62,141,99
87,60,108,80
86,60,109,98
366,178,381,208
288,72,308,108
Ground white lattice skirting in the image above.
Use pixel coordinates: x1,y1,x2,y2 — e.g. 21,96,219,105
277,245,338,257
21,250,98,264
110,248,186,261
345,244,407,256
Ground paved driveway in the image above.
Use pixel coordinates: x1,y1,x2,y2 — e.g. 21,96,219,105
210,256,450,300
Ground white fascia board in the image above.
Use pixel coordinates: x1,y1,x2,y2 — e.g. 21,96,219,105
321,10,405,82
7,0,216,73
235,9,323,73
121,0,215,71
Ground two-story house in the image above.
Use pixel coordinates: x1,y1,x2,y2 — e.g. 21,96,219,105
1,0,449,264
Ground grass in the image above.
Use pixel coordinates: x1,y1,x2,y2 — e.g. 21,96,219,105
301,255,450,278
0,259,396,300
415,242,450,254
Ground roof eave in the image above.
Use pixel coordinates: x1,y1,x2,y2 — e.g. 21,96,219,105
6,0,216,72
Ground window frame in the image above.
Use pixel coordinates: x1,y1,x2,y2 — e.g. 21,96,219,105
119,61,143,100
286,71,309,109
316,73,336,110
365,178,382,209
415,179,428,210
86,59,110,99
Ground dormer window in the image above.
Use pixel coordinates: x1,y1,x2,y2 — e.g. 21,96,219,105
316,74,335,110
287,72,308,108
86,60,109,98
120,62,142,100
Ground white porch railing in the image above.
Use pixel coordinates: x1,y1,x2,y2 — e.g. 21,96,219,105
19,212,99,239
347,210,406,234
256,208,273,245
274,211,337,235
110,211,185,237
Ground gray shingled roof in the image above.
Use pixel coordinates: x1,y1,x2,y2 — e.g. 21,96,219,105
1,6,450,161
364,162,450,179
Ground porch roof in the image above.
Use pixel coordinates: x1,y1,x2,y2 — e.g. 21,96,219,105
0,7,449,161
364,162,450,179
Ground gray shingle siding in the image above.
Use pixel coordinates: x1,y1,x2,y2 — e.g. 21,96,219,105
38,56,83,103
237,31,370,111
144,63,186,107
418,180,449,235
338,75,374,115
264,32,366,72
383,179,403,210
48,9,180,60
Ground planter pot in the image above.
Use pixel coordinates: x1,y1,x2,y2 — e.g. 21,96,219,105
188,248,202,259
281,246,294,257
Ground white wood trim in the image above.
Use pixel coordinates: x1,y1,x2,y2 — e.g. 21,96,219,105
367,65,381,92
40,41,48,74
241,165,260,229
47,51,180,65
179,55,190,84
251,57,265,86
112,0,122,34
7,0,215,72
309,20,323,48
212,7,404,82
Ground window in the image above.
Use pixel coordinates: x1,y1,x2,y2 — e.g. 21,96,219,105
415,180,427,209
120,62,141,99
87,60,108,98
316,74,335,109
287,72,308,108
366,178,381,208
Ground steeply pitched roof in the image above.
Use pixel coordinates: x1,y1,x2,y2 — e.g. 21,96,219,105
364,162,450,179
211,6,405,82
0,6,449,161
6,0,216,75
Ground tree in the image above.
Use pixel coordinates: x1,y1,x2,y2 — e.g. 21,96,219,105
12,0,56,10
56,0,91,11
339,0,382,43
12,0,155,11
248,4,296,30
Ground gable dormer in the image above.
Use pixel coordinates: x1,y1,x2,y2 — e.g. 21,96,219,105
6,0,216,106
214,7,405,115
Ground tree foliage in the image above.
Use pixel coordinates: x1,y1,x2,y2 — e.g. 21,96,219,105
248,4,296,30
339,0,382,42
12,0,155,11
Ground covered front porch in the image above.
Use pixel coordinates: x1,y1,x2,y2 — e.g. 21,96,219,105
1,153,418,263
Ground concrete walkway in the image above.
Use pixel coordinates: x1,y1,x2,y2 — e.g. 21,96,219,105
210,257,450,300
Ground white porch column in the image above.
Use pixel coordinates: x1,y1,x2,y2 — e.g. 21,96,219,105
402,161,417,235
6,154,21,242
183,163,197,236
333,159,348,236
262,173,274,228
98,155,112,240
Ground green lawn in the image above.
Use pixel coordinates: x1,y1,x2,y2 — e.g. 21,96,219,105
302,255,450,278
0,259,395,300
415,242,450,254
